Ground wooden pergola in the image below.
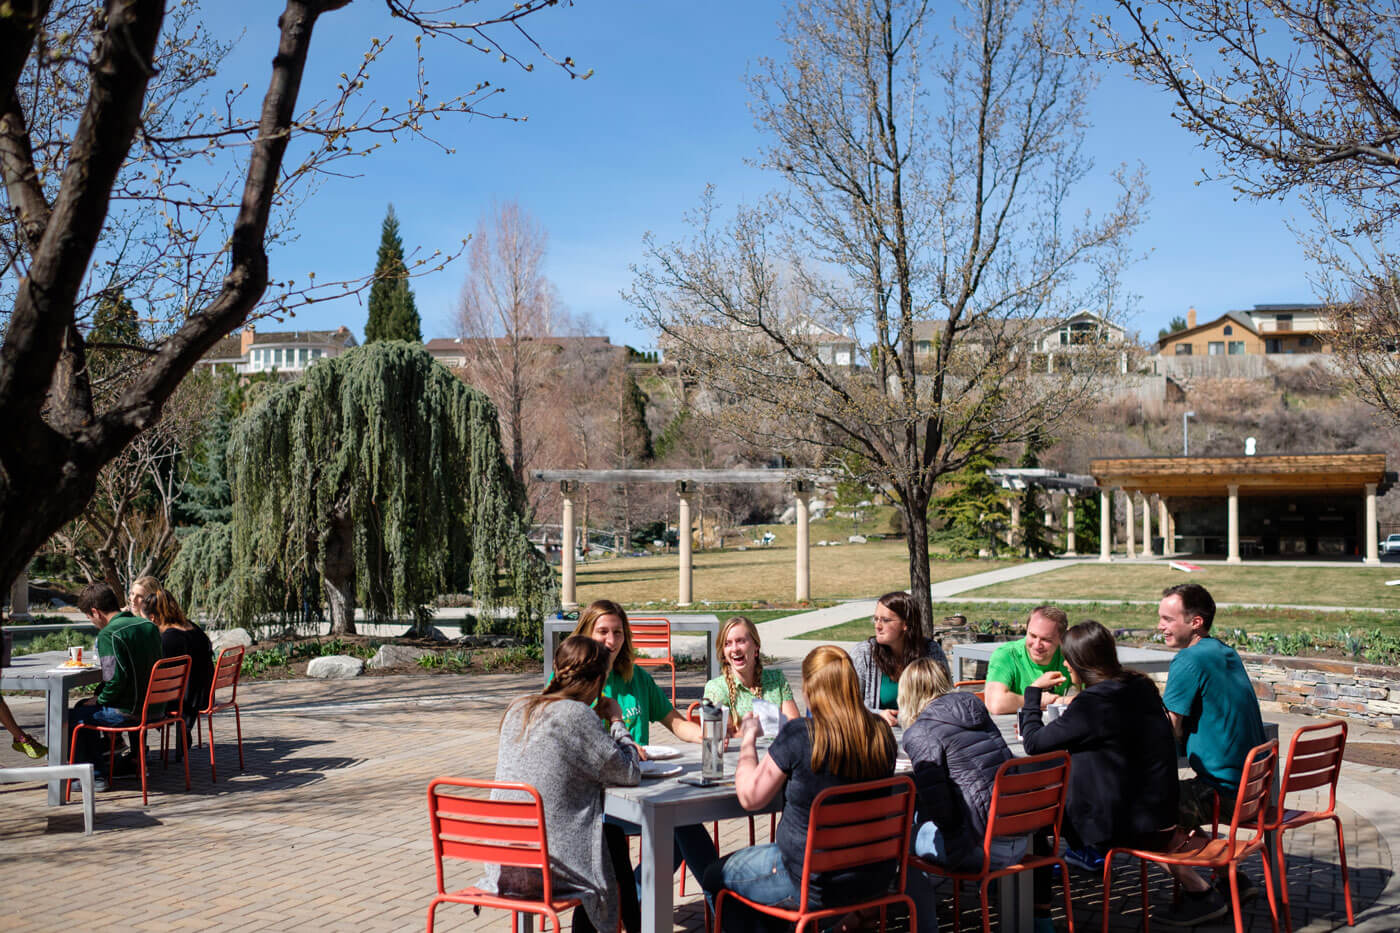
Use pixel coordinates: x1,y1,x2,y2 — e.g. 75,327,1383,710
1089,452,1393,563
531,469,826,607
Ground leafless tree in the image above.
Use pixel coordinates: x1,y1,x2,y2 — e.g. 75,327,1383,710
629,0,1146,625
1091,0,1400,420
0,0,585,595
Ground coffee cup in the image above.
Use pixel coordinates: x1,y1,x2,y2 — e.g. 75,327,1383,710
68,646,83,665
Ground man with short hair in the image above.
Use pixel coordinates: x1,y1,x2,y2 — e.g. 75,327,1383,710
1156,582,1266,926
983,605,1073,714
71,583,163,791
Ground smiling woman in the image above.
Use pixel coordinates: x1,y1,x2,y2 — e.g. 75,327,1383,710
703,616,801,732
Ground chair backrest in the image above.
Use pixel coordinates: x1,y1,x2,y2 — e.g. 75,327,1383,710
797,775,916,913
954,680,987,704
1223,739,1278,847
207,646,245,711
428,777,556,901
630,619,673,663
981,750,1071,870
140,656,192,727
1276,720,1346,819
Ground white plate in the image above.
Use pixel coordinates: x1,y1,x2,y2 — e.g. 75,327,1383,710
47,665,97,673
642,745,680,760
638,760,683,778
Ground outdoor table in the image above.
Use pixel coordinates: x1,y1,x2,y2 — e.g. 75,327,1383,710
0,650,102,805
541,613,724,681
950,640,1176,681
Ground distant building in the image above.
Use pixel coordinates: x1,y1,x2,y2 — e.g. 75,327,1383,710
424,335,627,369
1156,304,1332,357
199,325,357,375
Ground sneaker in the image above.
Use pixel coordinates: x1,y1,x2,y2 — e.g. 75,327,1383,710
11,736,47,759
1062,845,1105,873
92,774,109,793
1216,873,1259,907
1159,888,1228,927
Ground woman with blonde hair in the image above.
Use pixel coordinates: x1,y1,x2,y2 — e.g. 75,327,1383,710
145,587,214,755
698,645,897,930
703,616,800,733
128,575,161,618
487,635,642,933
571,599,700,745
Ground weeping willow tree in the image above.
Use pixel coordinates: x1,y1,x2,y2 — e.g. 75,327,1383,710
174,341,556,636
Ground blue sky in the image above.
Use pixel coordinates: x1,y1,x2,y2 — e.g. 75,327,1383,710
207,1,1315,349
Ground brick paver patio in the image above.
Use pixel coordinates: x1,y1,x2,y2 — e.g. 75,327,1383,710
2,667,1396,932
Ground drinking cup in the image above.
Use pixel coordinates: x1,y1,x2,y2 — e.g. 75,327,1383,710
68,646,83,665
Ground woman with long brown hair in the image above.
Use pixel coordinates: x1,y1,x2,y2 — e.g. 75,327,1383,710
144,587,214,754
703,616,801,733
850,591,950,726
487,636,642,933
698,645,897,929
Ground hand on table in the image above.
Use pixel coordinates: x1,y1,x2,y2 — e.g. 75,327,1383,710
878,708,899,728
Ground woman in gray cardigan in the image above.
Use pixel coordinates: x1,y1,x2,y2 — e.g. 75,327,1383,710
851,591,950,725
487,636,642,933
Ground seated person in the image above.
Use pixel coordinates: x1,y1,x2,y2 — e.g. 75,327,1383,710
983,605,1072,714
850,591,950,726
704,615,801,732
146,588,215,757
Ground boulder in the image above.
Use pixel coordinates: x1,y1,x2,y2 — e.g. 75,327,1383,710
307,655,364,679
848,534,867,544
210,627,254,653
368,644,434,669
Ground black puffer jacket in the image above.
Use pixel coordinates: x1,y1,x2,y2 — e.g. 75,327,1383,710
900,691,1013,871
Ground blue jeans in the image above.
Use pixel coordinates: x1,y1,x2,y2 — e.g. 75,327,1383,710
69,702,134,768
702,844,799,933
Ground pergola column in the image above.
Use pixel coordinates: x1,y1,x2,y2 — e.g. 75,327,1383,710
1099,488,1112,562
1141,493,1153,557
559,481,579,608
1226,483,1241,563
1064,493,1077,556
1158,497,1171,555
1124,491,1137,559
1009,499,1022,548
1365,482,1380,565
793,480,812,603
8,568,29,621
677,481,695,606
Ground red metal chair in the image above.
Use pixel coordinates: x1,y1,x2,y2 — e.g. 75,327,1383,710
1269,721,1352,931
914,750,1075,933
630,618,676,703
1100,740,1280,933
714,775,918,933
426,777,580,933
954,679,987,704
198,646,246,783
67,655,192,805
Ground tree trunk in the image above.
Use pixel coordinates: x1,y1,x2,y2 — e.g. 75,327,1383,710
898,492,935,640
321,508,357,635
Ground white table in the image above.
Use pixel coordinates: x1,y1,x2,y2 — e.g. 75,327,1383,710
1,651,102,805
542,613,724,681
950,640,1176,681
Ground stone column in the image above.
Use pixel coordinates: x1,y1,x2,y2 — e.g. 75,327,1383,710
1064,493,1077,556
1141,494,1153,557
677,481,695,606
1009,499,1022,548
1365,482,1380,565
1099,488,1112,562
793,479,812,603
1227,484,1241,564
559,481,578,608
8,569,29,621
1125,491,1137,559
1158,497,1171,555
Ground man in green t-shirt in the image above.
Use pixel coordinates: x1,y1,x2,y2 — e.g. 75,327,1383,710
983,605,1072,714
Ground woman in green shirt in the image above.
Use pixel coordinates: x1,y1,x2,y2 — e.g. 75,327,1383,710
703,616,800,733
571,599,702,747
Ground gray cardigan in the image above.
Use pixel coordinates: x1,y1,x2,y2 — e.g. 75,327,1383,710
485,697,641,931
850,637,951,713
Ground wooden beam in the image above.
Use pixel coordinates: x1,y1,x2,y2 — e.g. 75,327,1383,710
531,469,832,485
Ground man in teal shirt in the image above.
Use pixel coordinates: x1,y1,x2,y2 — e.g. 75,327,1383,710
71,583,163,791
984,605,1073,714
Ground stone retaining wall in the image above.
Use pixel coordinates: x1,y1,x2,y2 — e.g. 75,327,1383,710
1242,653,1400,729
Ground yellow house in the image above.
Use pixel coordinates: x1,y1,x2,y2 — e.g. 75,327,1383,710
1157,304,1332,357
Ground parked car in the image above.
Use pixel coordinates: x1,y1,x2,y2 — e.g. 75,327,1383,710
1383,533,1400,555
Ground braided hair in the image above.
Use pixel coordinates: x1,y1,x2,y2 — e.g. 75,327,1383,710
719,616,766,719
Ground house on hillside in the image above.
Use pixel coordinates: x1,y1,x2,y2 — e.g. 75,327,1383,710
198,325,357,375
1156,304,1332,357
912,311,1134,373
424,335,628,370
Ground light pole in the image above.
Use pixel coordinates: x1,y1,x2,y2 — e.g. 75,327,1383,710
1182,410,1196,456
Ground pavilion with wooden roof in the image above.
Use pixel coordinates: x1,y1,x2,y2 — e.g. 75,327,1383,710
1089,452,1394,564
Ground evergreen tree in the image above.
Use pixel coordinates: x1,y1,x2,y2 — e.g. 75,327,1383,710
1016,437,1057,557
619,371,654,462
365,205,422,343
932,446,1011,558
88,291,143,383
1072,492,1101,554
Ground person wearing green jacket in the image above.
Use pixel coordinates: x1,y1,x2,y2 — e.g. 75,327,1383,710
71,583,163,791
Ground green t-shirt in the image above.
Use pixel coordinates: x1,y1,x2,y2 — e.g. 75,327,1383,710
877,672,899,710
703,668,795,720
604,665,674,744
1162,637,1265,793
985,638,1071,696
94,611,164,714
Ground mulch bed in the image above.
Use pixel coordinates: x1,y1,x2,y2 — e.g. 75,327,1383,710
1343,742,1400,770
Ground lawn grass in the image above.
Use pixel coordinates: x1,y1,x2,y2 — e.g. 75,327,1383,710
797,600,1400,641
573,538,1019,607
960,563,1400,608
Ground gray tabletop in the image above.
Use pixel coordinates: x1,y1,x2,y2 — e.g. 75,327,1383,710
1,650,102,805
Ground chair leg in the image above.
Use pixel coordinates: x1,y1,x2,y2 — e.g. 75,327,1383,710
1140,858,1151,933
1257,849,1280,933
138,727,149,805
1276,832,1293,933
234,704,245,770
179,720,191,790
65,725,82,803
1100,852,1115,933
1058,858,1076,933
951,879,962,933
208,712,218,783
978,878,992,933
1331,815,1355,927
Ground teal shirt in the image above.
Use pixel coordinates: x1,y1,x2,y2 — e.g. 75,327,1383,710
603,666,674,745
703,668,796,721
1162,637,1265,792
877,672,899,710
985,639,1071,696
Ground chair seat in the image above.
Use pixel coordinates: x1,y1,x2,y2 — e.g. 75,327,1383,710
437,886,581,913
913,852,1062,883
1118,835,1264,868
719,887,907,923
1276,807,1331,829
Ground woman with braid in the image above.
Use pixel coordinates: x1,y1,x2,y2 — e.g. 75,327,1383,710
703,616,800,733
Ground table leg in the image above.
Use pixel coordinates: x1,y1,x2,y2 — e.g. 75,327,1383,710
46,681,71,805
707,626,720,681
639,805,676,933
542,623,558,682
996,868,1032,933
